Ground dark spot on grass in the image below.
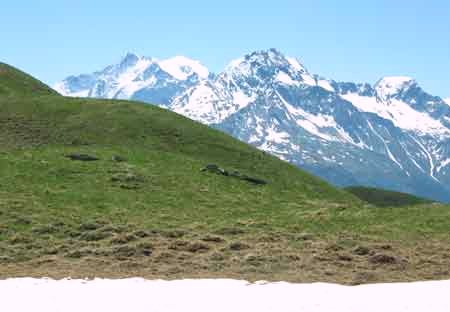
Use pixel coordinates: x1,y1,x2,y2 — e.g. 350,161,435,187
186,242,210,253
112,155,127,162
168,240,189,251
284,254,301,261
201,235,225,243
134,230,150,238
337,254,353,262
368,253,398,265
119,184,141,190
229,242,250,251
326,243,344,252
0,255,12,263
353,246,370,256
79,222,103,231
42,248,59,255
136,242,154,256
210,252,225,261
65,154,99,161
379,244,393,250
296,233,314,241
66,249,92,259
244,253,267,266
110,234,137,245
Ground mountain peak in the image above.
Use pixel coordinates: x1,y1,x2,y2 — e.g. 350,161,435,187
158,56,209,80
245,48,286,63
225,49,309,78
247,48,283,57
375,76,416,99
120,52,140,66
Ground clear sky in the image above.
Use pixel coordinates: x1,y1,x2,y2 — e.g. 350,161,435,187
1,0,449,97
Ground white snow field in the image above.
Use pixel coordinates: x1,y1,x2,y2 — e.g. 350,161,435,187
1,278,450,312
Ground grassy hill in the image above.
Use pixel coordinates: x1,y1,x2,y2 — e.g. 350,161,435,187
1,63,450,284
345,186,434,207
0,63,57,97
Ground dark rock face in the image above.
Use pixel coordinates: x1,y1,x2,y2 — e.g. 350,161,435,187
65,154,99,161
112,155,127,162
201,164,267,185
240,176,267,185
201,164,228,176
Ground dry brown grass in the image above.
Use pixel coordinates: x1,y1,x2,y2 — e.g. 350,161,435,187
2,229,450,285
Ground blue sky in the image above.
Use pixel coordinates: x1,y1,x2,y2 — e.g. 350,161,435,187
1,0,449,97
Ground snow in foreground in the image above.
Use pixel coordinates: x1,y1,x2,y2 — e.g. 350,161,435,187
1,278,450,312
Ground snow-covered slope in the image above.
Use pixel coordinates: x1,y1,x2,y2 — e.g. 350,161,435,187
54,53,209,107
2,278,450,312
341,84,449,136
158,56,209,80
55,49,450,202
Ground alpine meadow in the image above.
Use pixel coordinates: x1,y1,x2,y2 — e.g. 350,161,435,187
1,62,450,285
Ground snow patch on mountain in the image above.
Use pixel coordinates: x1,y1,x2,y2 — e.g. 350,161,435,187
285,103,336,141
171,82,222,123
266,125,290,144
375,76,415,99
276,72,300,86
300,74,317,87
112,57,154,98
232,90,256,109
437,158,450,173
341,93,450,136
170,80,257,124
286,57,307,73
317,79,335,92
277,92,356,144
444,98,450,106
53,81,76,96
53,53,209,102
158,56,209,80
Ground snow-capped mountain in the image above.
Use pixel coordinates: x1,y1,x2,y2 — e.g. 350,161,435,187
54,53,210,107
55,49,450,202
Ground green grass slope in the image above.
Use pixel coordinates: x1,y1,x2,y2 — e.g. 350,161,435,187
345,186,434,207
0,63,57,97
1,64,450,284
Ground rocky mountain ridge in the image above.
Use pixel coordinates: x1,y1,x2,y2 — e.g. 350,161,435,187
55,49,450,202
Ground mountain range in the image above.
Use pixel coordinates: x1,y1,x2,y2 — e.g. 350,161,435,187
55,49,450,202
